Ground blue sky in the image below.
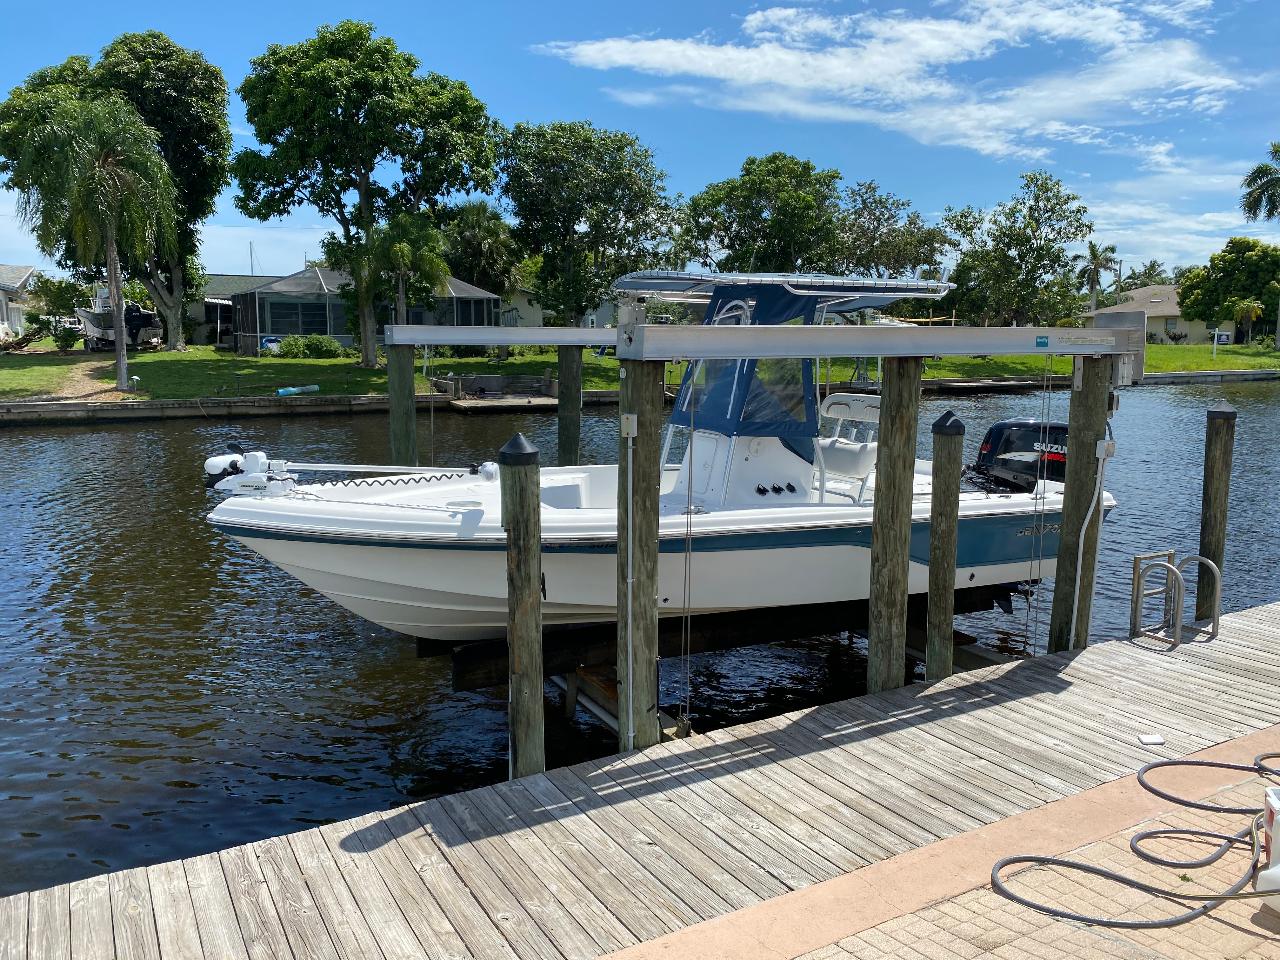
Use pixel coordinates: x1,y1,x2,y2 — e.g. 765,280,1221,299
1,0,1277,278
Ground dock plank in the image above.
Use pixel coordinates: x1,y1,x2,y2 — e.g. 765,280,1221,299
28,886,69,960
108,869,159,960
68,875,111,960
182,854,249,960
16,601,1280,960
0,891,27,960
145,862,202,960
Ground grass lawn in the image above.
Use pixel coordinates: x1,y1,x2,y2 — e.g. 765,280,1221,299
2,341,1279,403
0,339,86,400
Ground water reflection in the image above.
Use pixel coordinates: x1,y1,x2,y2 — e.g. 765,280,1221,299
1,382,1277,894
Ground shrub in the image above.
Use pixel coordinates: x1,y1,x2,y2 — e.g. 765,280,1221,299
275,334,346,358
1253,333,1276,350
52,325,81,353
1146,331,1162,344
1166,330,1188,344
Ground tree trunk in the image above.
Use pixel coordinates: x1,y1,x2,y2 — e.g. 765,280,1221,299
106,236,129,390
358,269,377,367
356,180,378,368
1089,285,1098,313
396,273,407,326
142,257,186,351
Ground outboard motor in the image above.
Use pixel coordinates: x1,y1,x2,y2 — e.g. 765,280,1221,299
972,418,1069,492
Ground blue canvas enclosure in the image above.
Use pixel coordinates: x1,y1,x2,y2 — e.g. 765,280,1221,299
670,285,819,441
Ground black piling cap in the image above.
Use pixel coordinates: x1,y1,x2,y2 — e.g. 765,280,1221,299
498,433,539,466
932,410,966,436
1207,401,1238,422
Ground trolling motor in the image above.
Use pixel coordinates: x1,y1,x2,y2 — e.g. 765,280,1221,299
203,442,298,496
203,442,246,489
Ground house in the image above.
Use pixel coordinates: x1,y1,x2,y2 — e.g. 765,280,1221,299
1092,284,1234,344
189,266,507,356
0,265,35,339
189,273,282,346
500,287,550,327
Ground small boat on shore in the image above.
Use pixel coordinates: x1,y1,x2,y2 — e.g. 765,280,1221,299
205,272,1111,642
76,288,162,352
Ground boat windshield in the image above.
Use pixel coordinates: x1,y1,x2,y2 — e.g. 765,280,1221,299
670,285,818,441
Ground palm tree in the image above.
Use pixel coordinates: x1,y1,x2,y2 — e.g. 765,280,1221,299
1072,240,1118,312
13,97,175,389
1241,142,1280,222
1232,298,1264,343
371,214,449,326
441,200,520,298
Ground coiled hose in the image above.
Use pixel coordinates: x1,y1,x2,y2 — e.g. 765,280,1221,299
991,753,1280,929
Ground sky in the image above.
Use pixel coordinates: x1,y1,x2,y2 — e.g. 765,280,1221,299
1,0,1277,279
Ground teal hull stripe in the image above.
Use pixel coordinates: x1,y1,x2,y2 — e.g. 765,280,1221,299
212,509,1065,569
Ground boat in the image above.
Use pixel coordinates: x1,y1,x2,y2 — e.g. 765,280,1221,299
204,271,1113,642
76,288,162,352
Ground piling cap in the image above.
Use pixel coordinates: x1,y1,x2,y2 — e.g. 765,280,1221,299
498,433,539,466
932,410,966,436
1207,401,1238,422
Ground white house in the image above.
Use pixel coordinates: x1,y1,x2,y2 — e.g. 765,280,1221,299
499,288,549,327
0,265,35,339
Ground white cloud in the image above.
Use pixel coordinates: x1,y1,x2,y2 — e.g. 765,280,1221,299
540,1,1242,161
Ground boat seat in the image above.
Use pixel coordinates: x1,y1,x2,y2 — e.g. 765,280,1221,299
818,438,877,479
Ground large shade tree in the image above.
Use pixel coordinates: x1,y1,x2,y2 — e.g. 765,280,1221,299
501,121,670,326
1178,236,1280,342
14,97,175,388
940,171,1092,326
835,180,951,278
0,33,230,350
234,21,499,366
678,152,842,273
1241,142,1280,223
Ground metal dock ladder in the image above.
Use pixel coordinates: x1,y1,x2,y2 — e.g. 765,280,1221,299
1130,549,1222,646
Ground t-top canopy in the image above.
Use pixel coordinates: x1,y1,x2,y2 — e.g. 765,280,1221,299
613,269,952,312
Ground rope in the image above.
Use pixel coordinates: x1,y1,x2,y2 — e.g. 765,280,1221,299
992,753,1280,928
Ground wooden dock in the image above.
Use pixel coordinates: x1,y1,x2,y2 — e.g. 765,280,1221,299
4,601,1280,959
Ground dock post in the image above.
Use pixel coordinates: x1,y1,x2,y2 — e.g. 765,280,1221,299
927,411,965,682
1049,356,1113,652
616,359,664,751
387,343,418,466
868,356,923,694
499,433,545,778
1197,402,1237,620
558,345,583,466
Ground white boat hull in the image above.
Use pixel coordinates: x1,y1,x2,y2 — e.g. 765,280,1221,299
222,495,1062,642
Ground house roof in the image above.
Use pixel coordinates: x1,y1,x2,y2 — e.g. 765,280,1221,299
443,276,500,300
199,274,282,299
0,264,36,294
1093,284,1180,318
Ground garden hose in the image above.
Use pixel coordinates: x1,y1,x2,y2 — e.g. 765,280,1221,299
991,753,1280,929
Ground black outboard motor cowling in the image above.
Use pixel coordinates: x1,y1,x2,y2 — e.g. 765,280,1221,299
972,418,1069,492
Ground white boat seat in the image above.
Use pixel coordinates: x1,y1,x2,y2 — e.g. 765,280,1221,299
818,438,877,479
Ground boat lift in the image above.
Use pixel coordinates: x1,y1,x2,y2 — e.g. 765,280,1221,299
382,270,1148,752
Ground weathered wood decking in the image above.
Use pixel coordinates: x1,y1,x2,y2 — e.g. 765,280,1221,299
4,602,1280,960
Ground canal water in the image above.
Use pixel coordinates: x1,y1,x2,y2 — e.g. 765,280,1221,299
2,381,1278,895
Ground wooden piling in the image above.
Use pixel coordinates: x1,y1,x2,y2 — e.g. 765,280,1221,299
499,433,545,778
616,359,664,751
387,343,418,466
558,345,583,466
867,356,923,694
926,411,965,682
1048,355,1113,652
1197,402,1236,620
